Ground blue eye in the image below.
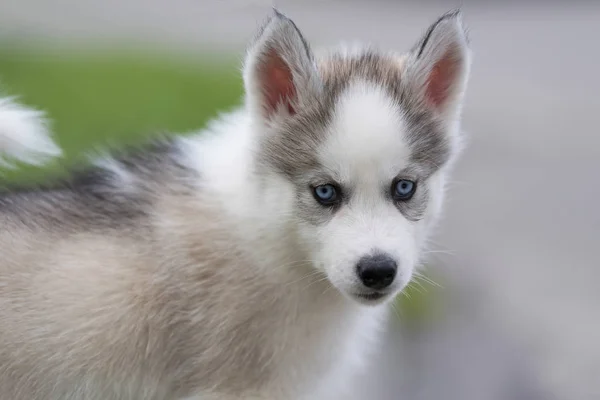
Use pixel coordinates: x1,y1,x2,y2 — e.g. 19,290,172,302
313,184,338,204
393,179,416,200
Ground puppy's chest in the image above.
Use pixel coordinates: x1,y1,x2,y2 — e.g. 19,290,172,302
268,303,388,399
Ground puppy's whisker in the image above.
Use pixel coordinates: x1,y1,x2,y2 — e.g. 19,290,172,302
301,275,330,292
412,273,442,289
284,269,325,288
391,300,403,321
408,280,427,294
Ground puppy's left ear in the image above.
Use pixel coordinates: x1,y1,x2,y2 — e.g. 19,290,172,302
243,10,321,122
402,10,472,120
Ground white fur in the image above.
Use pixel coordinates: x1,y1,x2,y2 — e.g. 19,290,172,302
0,96,61,167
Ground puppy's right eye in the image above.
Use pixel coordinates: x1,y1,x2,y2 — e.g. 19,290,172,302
392,179,416,201
313,184,338,205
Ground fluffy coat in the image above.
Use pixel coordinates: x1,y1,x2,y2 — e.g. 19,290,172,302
0,10,471,400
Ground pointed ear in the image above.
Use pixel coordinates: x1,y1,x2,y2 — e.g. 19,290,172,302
243,10,321,121
402,10,471,118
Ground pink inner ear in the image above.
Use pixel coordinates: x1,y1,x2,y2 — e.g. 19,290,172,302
259,49,297,116
425,49,459,110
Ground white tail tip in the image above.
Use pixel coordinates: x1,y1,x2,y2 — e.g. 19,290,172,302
0,97,62,168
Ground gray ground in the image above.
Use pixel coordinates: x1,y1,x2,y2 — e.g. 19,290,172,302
1,1,599,399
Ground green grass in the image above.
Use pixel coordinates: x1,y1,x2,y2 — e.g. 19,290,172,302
0,46,438,320
394,280,442,326
0,47,242,182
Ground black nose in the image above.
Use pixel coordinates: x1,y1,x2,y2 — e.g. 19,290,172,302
356,254,397,290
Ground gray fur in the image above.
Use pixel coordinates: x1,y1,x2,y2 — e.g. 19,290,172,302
0,138,197,233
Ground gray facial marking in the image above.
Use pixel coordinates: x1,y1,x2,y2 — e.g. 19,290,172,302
396,187,430,222
402,109,451,178
322,49,451,178
387,171,431,222
295,184,339,226
253,16,456,226
260,46,451,179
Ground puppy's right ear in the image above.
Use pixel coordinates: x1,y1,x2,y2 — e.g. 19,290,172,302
402,10,471,121
243,10,321,122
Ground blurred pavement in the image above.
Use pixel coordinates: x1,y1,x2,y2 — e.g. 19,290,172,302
1,1,599,399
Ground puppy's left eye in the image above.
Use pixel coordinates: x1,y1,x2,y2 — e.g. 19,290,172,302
392,179,416,200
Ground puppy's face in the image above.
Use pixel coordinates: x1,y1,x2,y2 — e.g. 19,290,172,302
245,10,471,305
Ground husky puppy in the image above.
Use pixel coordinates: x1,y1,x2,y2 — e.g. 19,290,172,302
0,9,471,400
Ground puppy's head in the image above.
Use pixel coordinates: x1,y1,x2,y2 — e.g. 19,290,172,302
244,10,471,305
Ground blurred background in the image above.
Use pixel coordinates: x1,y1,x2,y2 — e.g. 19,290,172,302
1,1,598,399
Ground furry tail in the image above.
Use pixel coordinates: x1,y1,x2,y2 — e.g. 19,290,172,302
0,96,62,167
